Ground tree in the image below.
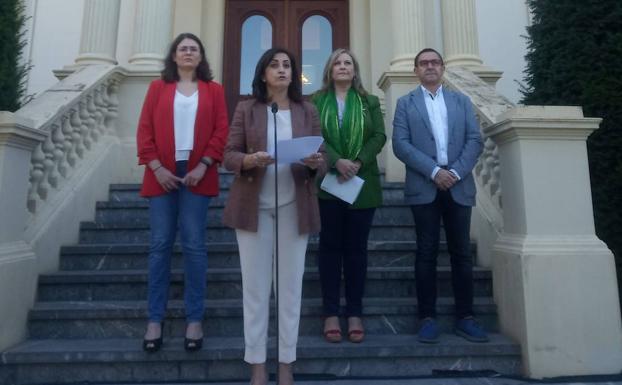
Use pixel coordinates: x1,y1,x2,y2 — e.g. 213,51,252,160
521,0,622,300
0,0,30,111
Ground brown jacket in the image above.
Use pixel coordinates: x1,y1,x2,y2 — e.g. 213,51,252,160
222,99,325,234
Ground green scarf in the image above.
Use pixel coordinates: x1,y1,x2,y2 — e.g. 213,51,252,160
317,88,365,160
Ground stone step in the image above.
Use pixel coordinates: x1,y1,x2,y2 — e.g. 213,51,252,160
108,187,406,207
58,241,473,270
77,222,423,243
0,334,521,384
36,267,493,301
27,297,499,339
93,201,414,225
107,180,405,202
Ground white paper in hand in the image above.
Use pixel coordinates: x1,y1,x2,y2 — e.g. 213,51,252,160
270,136,324,164
320,173,364,204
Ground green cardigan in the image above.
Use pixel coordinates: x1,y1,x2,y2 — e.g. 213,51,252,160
312,92,387,209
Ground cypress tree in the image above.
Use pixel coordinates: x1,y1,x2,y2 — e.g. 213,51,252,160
0,0,30,111
522,0,622,296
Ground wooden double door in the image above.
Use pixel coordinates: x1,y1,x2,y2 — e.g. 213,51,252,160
223,0,349,116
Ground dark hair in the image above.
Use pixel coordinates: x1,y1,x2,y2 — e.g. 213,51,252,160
319,48,367,96
161,33,213,83
414,48,444,68
251,47,302,103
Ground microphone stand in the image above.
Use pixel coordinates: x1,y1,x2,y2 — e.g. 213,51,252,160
270,102,280,384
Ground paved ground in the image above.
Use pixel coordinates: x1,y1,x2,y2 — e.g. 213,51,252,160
98,375,622,385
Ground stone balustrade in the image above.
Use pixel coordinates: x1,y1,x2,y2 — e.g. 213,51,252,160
443,67,514,221
0,64,125,350
16,65,122,217
442,66,515,267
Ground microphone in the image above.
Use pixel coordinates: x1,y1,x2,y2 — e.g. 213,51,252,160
270,100,280,378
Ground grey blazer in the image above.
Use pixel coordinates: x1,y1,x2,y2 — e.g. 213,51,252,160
392,87,483,206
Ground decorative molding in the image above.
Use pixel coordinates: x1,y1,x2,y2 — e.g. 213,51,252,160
377,71,417,91
0,241,36,265
486,107,601,145
494,233,612,256
0,113,46,151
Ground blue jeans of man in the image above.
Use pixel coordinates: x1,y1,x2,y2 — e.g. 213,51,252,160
410,189,473,320
318,199,376,317
147,161,211,322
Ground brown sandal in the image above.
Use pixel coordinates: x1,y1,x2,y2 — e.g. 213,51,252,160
348,329,364,343
323,328,342,343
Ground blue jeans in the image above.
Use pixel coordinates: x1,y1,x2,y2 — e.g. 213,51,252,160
147,161,211,322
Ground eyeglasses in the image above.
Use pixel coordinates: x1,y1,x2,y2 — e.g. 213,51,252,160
177,46,199,53
417,59,443,67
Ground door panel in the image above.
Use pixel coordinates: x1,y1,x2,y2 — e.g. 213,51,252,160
223,0,348,118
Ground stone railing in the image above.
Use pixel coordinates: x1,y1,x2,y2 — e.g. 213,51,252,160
0,64,126,351
16,65,122,219
443,66,515,232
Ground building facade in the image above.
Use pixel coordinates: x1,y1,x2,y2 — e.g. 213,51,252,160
1,0,621,381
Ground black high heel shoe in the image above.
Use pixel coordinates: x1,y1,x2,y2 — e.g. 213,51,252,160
143,322,163,353
184,336,203,351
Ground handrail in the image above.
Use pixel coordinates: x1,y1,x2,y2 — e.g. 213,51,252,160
15,65,123,216
443,66,515,232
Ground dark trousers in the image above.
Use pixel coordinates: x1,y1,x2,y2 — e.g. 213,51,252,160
318,199,376,317
410,189,474,320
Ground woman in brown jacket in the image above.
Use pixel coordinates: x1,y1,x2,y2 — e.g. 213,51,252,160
222,47,325,385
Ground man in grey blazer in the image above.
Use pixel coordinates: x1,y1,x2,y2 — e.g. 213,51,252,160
392,48,487,343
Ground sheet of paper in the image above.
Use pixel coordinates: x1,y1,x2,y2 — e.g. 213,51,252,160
269,136,324,164
320,173,365,204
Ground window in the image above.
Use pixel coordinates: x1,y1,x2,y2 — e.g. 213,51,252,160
302,15,332,94
239,15,273,95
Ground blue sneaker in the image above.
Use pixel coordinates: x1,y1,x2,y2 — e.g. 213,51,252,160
455,317,489,342
417,318,440,343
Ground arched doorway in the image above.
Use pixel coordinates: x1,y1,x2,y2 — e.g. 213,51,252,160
223,0,349,117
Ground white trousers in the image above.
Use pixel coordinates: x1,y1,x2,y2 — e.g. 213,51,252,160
236,201,309,364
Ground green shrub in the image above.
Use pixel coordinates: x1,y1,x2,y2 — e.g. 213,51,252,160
0,0,30,111
521,0,622,303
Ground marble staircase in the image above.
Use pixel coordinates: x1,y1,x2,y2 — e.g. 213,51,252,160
0,173,521,384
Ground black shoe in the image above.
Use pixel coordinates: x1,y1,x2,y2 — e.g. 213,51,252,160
184,337,203,351
143,322,163,353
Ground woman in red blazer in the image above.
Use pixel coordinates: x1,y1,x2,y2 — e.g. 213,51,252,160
136,33,228,353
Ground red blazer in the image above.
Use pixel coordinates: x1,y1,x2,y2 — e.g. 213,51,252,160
136,79,229,197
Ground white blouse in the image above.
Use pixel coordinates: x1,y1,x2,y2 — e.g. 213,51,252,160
259,107,296,208
174,90,198,161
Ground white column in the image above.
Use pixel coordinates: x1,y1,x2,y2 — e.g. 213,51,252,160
440,0,483,67
201,0,225,82
128,0,173,67
390,0,426,71
74,0,121,65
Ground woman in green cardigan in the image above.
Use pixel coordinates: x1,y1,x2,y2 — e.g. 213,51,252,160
312,48,386,343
